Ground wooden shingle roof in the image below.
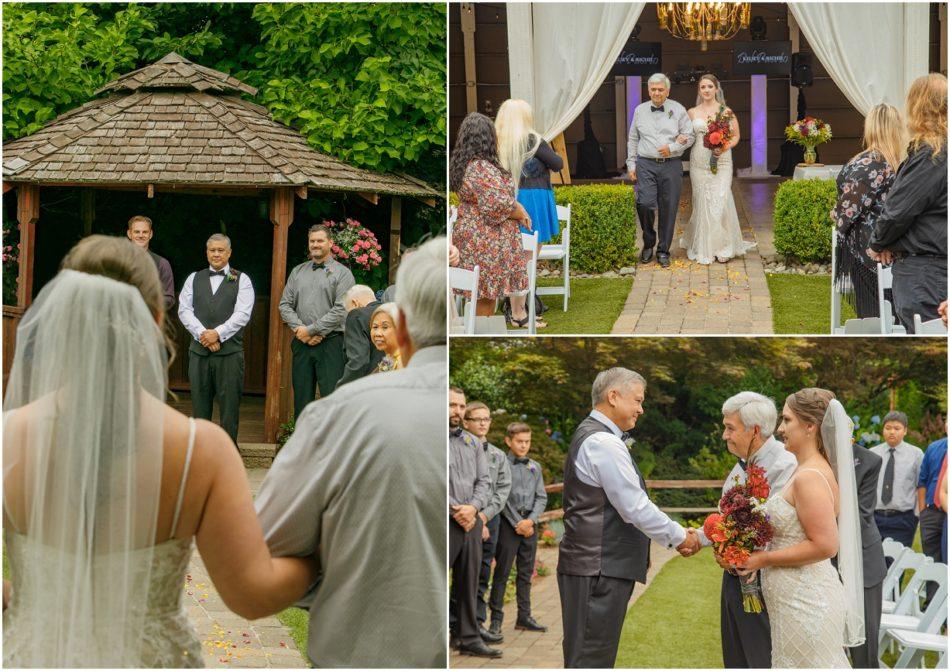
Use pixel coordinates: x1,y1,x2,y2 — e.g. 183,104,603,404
2,53,438,198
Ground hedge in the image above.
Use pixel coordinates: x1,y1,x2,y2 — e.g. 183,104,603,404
772,178,836,263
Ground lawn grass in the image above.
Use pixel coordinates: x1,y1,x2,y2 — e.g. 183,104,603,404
766,273,854,334
617,551,723,668
276,607,312,667
535,276,633,334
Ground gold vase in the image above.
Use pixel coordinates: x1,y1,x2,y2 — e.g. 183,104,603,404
803,146,817,165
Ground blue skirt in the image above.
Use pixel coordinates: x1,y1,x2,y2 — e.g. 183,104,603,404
517,188,559,244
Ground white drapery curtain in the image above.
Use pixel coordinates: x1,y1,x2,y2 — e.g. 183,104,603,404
788,3,930,115
507,3,645,140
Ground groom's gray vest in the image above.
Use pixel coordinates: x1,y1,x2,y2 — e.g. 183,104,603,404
189,268,245,357
558,415,651,583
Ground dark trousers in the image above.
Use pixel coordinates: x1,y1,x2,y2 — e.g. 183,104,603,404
488,518,539,623
720,571,772,668
557,572,635,668
449,517,483,646
188,350,244,446
919,506,946,601
890,255,947,333
291,333,346,420
873,509,918,548
635,157,683,255
476,515,501,624
849,579,883,668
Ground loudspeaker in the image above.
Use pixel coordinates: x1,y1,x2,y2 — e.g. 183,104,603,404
791,53,813,87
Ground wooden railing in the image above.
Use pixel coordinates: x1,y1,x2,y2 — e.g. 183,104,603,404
538,479,725,523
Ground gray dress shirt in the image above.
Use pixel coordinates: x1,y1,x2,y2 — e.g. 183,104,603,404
450,428,491,513
278,257,355,337
697,436,798,546
626,98,695,170
255,345,447,668
870,440,923,512
482,441,512,522
502,453,548,527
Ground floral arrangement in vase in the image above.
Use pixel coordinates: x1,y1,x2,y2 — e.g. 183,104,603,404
785,116,833,165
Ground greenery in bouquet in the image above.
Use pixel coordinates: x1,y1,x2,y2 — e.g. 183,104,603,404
703,105,735,174
785,116,833,148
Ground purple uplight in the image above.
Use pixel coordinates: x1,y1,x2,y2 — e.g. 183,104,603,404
750,74,767,172
626,76,642,131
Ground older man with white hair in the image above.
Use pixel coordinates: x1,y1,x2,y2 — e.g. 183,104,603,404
558,367,699,668
626,72,695,268
255,237,447,667
699,391,797,669
336,284,382,389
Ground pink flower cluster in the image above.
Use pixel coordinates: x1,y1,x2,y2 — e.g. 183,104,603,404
325,218,384,271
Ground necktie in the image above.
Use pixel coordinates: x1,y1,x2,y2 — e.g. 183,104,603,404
514,458,529,465
651,105,664,112
311,262,326,271
881,447,896,505
210,269,225,277
739,459,748,472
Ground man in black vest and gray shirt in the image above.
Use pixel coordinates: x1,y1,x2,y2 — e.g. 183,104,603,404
178,233,254,446
558,368,699,668
697,392,797,668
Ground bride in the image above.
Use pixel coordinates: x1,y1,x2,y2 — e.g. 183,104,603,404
3,236,318,667
737,388,865,668
681,74,755,264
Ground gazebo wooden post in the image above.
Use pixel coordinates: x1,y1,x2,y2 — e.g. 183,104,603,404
80,190,96,237
16,184,40,308
388,196,402,283
264,187,294,442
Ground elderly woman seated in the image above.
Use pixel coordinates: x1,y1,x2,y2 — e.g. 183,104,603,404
370,303,403,373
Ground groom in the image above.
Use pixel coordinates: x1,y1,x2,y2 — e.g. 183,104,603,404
626,73,694,268
697,392,797,668
558,367,699,668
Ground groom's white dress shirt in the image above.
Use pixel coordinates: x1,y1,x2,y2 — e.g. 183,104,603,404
178,263,254,343
697,435,798,546
574,410,687,550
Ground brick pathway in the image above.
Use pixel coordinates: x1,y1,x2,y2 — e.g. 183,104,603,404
450,543,678,668
611,178,778,335
184,468,309,668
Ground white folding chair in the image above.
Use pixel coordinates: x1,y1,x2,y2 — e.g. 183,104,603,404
537,204,571,312
889,627,947,669
449,264,478,335
913,313,948,335
448,205,458,240
880,562,948,668
881,543,922,615
831,231,844,333
877,264,907,335
510,231,539,335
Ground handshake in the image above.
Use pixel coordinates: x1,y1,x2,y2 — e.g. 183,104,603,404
675,528,700,557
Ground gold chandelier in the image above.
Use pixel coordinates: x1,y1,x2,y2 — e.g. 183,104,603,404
657,2,751,51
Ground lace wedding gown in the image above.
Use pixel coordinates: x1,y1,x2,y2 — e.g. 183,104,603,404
760,469,850,668
681,117,755,264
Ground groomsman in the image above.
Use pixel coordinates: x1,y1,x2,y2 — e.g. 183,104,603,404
698,392,797,669
871,412,923,548
127,215,175,309
558,368,699,668
449,388,501,658
178,234,254,446
488,422,547,636
626,72,694,268
335,284,382,389
279,224,355,419
460,401,510,644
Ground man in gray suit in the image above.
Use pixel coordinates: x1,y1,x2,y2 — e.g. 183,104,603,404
254,238,447,667
698,392,797,668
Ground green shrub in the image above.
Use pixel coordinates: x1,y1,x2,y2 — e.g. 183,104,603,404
553,184,638,273
772,179,836,262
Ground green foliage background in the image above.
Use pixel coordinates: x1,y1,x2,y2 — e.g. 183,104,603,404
772,178,836,263
451,338,948,513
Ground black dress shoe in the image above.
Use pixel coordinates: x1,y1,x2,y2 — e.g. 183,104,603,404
450,634,460,650
640,247,655,264
657,253,671,268
489,620,503,637
515,616,548,632
459,640,503,658
479,625,504,644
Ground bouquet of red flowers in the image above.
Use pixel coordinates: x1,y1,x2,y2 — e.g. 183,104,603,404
703,464,773,612
703,105,735,175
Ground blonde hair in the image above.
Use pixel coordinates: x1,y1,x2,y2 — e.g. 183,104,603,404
906,73,947,159
695,74,726,107
859,103,907,172
785,388,836,462
495,99,540,197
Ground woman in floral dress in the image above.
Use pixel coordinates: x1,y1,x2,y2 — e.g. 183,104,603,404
450,112,532,321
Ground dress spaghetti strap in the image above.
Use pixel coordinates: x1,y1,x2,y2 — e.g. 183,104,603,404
169,418,197,538
792,467,837,504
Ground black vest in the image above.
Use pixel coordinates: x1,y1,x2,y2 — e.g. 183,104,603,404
189,268,245,357
557,415,651,582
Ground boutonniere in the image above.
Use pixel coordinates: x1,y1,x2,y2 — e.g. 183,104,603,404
226,271,237,283
668,109,674,119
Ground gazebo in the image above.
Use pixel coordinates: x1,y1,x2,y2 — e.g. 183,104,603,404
2,52,440,441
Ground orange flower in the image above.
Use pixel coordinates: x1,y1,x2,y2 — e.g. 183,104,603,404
723,545,751,567
703,513,727,543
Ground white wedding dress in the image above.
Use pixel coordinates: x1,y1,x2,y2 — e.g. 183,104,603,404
761,469,850,669
681,116,755,264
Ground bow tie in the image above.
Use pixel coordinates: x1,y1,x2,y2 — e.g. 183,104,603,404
514,458,530,465
651,105,665,113
210,269,226,277
621,431,636,446
450,427,463,438
311,262,326,271
739,459,748,471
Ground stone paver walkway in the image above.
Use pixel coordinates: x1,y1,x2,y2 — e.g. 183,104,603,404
612,177,781,335
184,468,308,668
450,543,678,668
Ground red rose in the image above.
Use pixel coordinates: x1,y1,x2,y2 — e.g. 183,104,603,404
708,131,723,146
